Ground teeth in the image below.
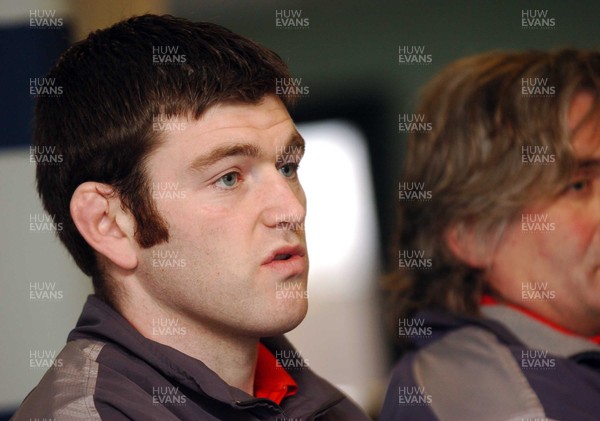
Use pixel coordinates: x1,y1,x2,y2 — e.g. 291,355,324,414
274,254,291,261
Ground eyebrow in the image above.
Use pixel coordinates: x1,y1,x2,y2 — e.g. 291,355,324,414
576,159,600,171
188,131,306,172
189,143,261,172
278,133,306,158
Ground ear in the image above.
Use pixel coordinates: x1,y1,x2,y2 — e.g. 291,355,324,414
444,222,492,269
70,182,138,270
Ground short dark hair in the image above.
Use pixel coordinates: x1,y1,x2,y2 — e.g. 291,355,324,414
34,14,293,303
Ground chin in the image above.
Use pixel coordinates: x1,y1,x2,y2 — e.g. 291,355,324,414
260,301,308,337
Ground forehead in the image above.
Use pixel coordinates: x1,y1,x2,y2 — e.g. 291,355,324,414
156,96,294,153
568,91,600,159
197,95,293,134
146,96,296,177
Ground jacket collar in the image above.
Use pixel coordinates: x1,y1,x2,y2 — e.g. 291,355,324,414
412,305,600,359
68,295,344,416
480,304,600,358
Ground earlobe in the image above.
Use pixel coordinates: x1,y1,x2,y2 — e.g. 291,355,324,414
444,223,490,268
71,182,138,271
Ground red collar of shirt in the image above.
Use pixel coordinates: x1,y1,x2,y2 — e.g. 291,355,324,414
254,343,298,404
481,294,600,345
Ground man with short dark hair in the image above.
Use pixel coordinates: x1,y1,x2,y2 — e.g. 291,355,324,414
14,14,369,420
380,49,600,420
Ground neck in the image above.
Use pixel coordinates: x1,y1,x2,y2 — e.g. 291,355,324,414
116,276,259,394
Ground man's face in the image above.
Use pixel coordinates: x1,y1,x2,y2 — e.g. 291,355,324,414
137,95,308,338
486,92,600,335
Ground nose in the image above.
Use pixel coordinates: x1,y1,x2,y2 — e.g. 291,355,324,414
259,168,307,231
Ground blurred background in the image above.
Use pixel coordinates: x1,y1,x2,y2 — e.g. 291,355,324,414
1,0,599,419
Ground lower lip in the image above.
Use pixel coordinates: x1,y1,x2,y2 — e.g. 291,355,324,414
261,254,307,277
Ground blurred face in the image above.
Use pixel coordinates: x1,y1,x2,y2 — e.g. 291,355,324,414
487,92,600,336
138,95,308,338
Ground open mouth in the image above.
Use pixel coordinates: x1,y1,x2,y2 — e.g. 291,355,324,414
262,245,306,266
261,246,306,276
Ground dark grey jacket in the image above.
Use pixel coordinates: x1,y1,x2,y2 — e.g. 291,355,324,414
380,304,600,421
13,295,370,421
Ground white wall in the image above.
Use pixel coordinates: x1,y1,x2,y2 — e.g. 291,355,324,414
289,120,387,412
0,148,92,410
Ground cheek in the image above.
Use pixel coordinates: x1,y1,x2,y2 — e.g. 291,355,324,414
490,222,552,285
162,202,252,261
547,215,595,261
159,197,230,234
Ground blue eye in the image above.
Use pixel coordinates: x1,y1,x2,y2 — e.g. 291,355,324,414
279,163,299,178
215,172,239,188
